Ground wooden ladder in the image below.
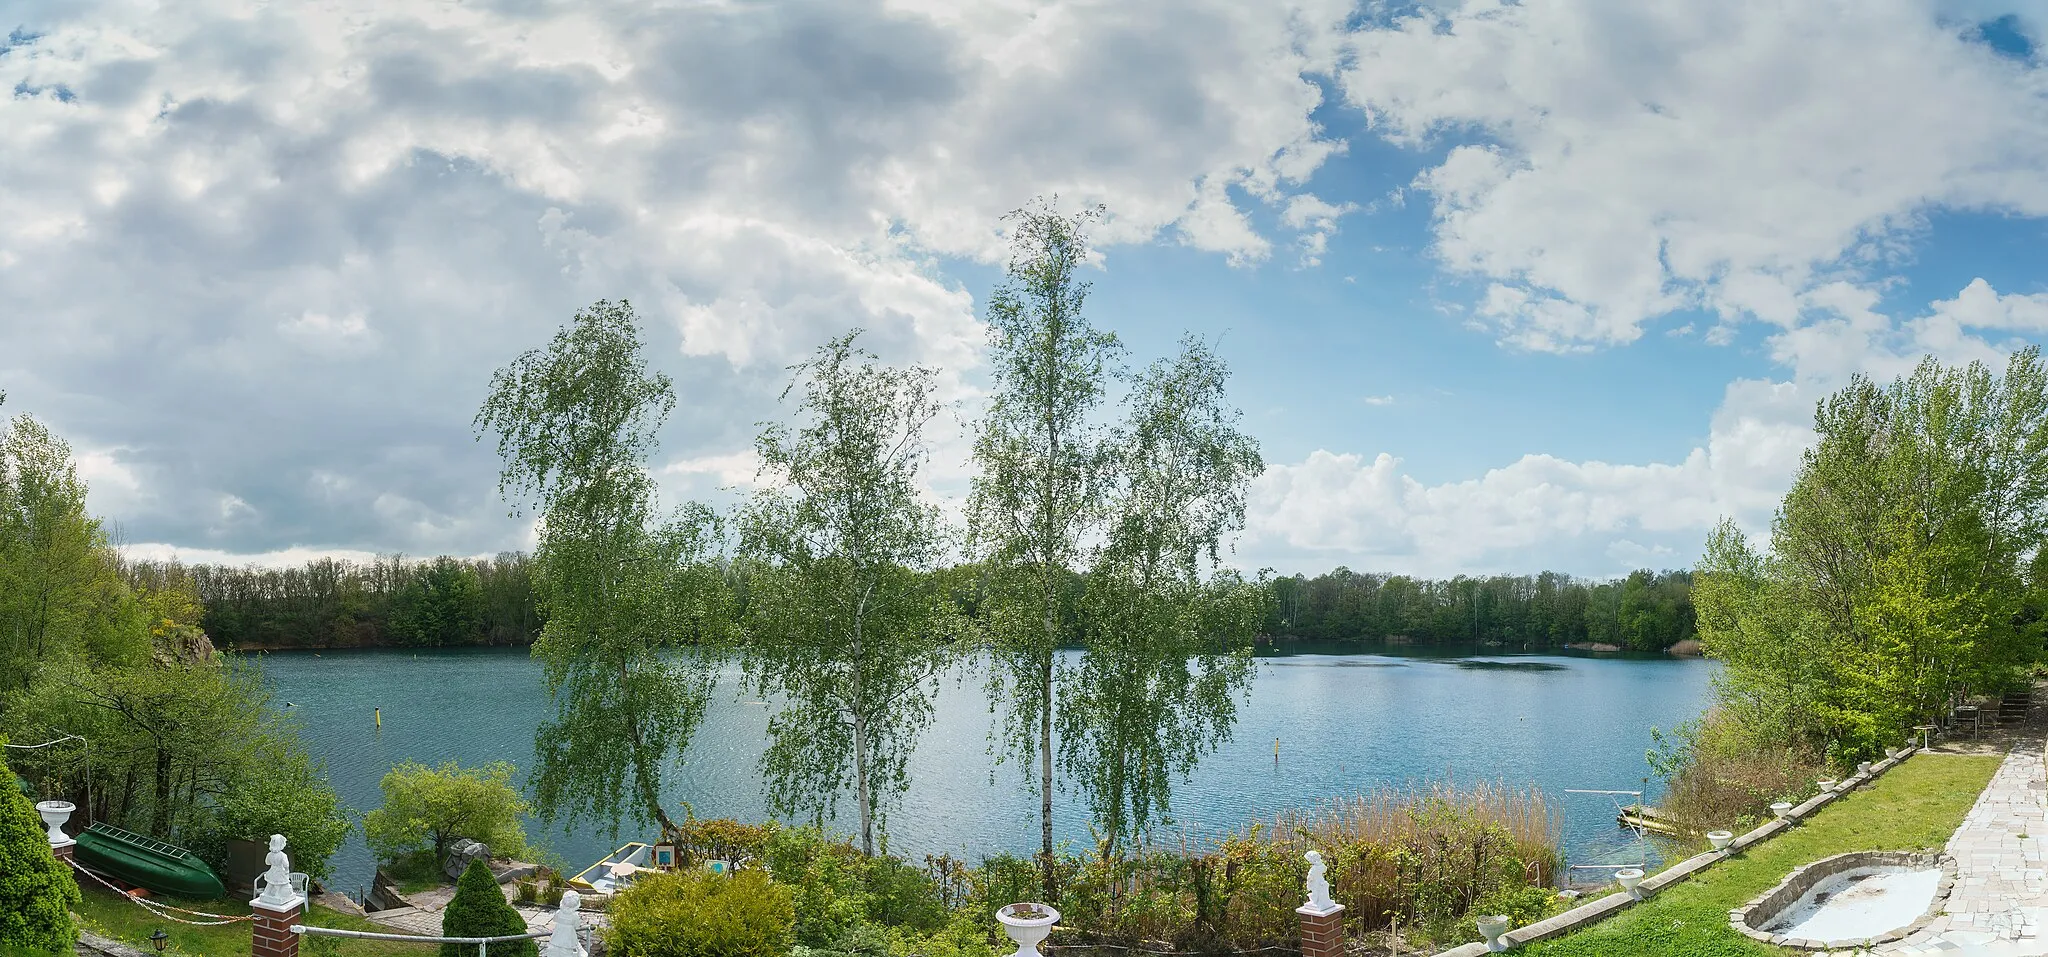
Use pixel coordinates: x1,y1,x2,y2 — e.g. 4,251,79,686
2000,689,2034,725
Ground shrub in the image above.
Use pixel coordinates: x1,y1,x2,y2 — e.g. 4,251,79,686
440,860,534,957
364,760,529,865
543,882,565,907
607,869,795,957
517,879,538,904
1655,712,1829,835
0,742,80,955
859,857,944,932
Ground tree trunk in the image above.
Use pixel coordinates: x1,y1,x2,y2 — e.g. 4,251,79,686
855,712,874,857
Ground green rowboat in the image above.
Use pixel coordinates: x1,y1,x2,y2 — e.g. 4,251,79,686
75,822,227,900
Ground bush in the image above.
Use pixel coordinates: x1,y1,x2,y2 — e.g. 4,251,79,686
517,879,538,904
607,869,795,957
0,742,80,955
440,860,534,957
365,760,529,865
1655,712,1829,835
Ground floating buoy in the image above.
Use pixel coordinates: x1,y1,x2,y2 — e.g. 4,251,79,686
374,707,381,729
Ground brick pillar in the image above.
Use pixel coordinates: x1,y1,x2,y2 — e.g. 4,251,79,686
50,839,75,863
250,895,304,957
1297,903,1345,957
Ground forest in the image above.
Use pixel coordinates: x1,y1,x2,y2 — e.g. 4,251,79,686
156,555,1699,653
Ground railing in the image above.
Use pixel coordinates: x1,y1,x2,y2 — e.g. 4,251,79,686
292,925,551,957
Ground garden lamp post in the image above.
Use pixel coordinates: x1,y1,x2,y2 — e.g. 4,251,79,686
150,929,169,953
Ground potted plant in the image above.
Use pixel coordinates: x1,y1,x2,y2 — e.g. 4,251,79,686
996,903,1061,957
34,800,73,845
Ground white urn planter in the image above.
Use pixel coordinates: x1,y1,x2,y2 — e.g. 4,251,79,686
34,801,74,846
1614,868,1645,900
1856,761,1873,776
1815,779,1837,793
1706,830,1734,851
1475,914,1511,952
996,903,1060,957
1770,801,1794,821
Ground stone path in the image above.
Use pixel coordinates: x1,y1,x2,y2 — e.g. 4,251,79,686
1881,736,2048,956
363,880,607,937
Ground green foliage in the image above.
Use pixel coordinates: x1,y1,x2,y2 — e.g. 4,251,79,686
607,869,795,957
1062,339,1265,861
1263,568,1697,650
476,300,734,838
439,860,534,957
739,332,958,857
389,558,487,647
968,199,1123,894
363,761,528,864
189,734,354,883
0,412,149,694
1695,349,2048,763
0,740,80,955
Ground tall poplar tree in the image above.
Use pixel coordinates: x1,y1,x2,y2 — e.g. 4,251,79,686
738,331,955,857
1062,339,1265,860
475,300,734,838
967,200,1122,894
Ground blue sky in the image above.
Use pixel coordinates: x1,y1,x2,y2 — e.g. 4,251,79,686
2,0,2047,578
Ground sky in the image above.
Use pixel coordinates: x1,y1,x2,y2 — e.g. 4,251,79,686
4,0,2048,580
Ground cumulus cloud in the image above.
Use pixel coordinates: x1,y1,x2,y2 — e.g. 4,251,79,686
0,0,1359,558
1341,0,2048,351
1244,278,2048,577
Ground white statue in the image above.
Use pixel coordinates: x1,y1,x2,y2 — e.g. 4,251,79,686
256,834,296,905
1304,850,1335,911
546,891,585,957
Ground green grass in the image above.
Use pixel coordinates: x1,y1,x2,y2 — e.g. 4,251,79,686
73,885,437,957
1524,753,2001,957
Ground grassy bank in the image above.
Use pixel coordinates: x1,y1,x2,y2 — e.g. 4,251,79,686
73,886,431,957
1524,752,2001,957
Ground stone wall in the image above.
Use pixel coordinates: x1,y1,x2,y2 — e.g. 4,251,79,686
1728,850,1953,950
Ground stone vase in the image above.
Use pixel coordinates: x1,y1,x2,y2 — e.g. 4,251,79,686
996,903,1060,957
1475,914,1511,952
1706,830,1734,851
1615,868,1645,900
34,801,73,846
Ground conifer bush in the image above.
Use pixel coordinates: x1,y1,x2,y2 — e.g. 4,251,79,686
440,860,534,957
0,744,82,956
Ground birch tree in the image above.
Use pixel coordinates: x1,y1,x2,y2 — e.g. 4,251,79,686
738,331,955,857
1062,338,1265,860
475,300,734,838
967,200,1122,894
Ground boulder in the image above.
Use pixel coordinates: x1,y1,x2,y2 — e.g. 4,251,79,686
444,839,492,881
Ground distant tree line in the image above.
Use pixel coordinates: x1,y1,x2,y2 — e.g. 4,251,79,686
152,554,1699,654
129,553,542,650
1265,568,1698,652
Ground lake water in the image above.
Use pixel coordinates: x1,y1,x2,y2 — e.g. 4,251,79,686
255,644,1716,897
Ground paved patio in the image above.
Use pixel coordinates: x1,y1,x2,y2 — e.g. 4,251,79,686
1877,734,2048,956
363,880,608,937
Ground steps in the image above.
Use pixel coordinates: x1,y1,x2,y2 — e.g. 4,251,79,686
2000,689,2033,725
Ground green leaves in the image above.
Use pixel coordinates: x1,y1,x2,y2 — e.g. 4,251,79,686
477,300,732,837
738,332,956,857
1696,347,2048,762
1064,339,1265,860
363,760,529,864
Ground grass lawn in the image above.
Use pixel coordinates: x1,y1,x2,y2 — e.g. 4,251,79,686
1524,753,2001,957
73,885,435,957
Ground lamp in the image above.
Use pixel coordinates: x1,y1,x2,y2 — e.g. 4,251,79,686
149,929,169,953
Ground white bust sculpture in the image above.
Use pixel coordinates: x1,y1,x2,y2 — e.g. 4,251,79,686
257,834,296,905
546,891,585,957
1304,850,1335,911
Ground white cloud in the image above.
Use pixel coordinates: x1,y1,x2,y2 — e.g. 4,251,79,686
1242,277,2048,577
1341,0,2048,350
1361,394,1395,406
0,0,1362,557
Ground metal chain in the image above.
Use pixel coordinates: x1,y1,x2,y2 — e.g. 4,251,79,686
67,858,255,925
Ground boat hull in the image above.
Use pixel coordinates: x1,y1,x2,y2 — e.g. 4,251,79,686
75,825,228,900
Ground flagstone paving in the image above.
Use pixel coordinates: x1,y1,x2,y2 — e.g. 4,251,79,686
1872,735,2047,956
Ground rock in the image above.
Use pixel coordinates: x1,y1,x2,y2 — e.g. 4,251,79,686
445,838,492,881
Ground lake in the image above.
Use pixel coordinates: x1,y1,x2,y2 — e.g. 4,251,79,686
255,644,1717,897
